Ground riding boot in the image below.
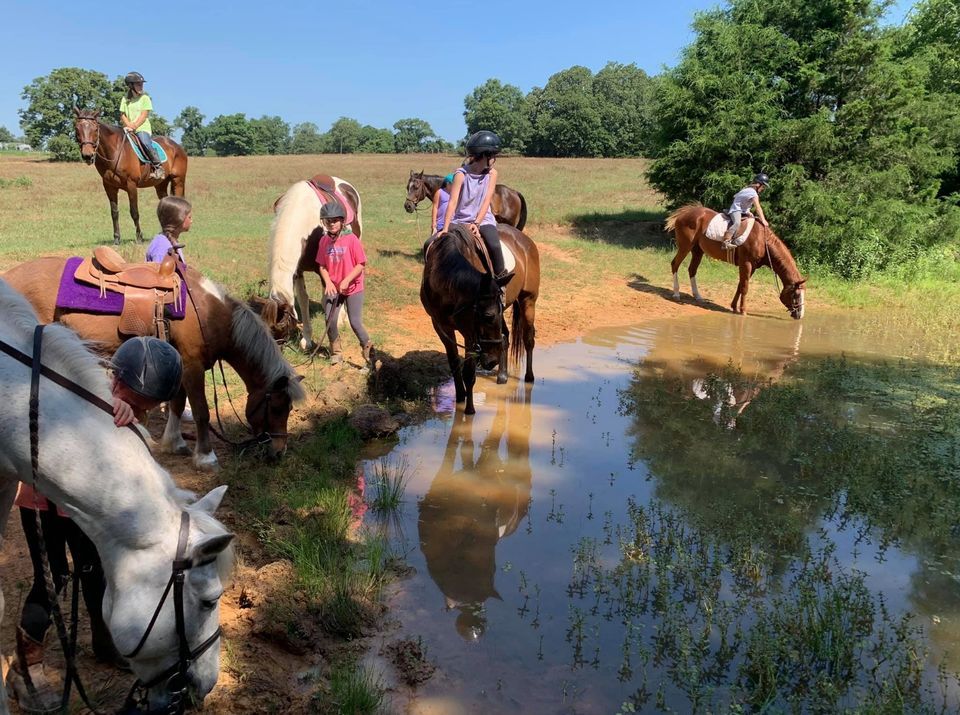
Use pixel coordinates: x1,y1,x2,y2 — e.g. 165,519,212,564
151,164,166,180
9,627,60,714
721,229,735,251
330,337,343,365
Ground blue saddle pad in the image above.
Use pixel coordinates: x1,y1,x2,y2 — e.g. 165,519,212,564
126,133,168,163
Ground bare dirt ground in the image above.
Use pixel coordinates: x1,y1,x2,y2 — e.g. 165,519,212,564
0,223,792,714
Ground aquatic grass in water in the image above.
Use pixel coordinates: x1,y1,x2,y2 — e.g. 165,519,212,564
319,663,384,715
368,455,411,512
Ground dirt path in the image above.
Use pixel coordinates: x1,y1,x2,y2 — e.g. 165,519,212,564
0,225,791,713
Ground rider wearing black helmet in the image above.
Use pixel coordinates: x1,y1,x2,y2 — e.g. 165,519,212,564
721,172,771,250
120,71,165,180
440,130,514,291
110,336,184,424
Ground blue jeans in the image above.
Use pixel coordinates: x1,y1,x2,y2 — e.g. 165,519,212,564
136,131,161,165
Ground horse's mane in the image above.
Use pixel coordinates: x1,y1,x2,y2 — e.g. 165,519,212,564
428,227,488,298
228,297,306,402
269,181,321,305
0,279,112,402
760,228,802,282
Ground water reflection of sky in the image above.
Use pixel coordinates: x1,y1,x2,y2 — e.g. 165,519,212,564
363,311,957,714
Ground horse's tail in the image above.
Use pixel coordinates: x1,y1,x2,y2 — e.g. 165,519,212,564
516,192,528,231
665,202,705,237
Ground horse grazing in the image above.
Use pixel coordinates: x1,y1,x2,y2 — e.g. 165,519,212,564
404,170,528,230
74,107,189,245
421,225,539,414
3,257,305,471
0,278,234,713
666,204,806,319
266,177,363,349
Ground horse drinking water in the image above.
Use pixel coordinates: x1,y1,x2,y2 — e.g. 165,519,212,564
421,225,539,414
666,204,806,319
74,107,189,245
0,278,233,713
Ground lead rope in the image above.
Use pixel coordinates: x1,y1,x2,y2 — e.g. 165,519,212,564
28,325,103,714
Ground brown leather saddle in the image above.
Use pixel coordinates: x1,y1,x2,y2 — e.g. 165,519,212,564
74,246,183,338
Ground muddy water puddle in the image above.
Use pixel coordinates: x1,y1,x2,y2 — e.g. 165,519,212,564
363,311,960,713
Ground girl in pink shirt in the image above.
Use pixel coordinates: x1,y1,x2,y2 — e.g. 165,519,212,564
316,202,373,367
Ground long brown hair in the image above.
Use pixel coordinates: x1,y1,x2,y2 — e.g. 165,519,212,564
157,196,192,239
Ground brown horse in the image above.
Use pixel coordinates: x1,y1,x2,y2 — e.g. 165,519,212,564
404,171,528,230
3,257,305,471
421,225,539,414
73,108,189,245
666,204,806,319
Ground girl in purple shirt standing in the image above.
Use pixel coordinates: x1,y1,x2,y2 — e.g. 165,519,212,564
441,130,513,288
146,195,192,264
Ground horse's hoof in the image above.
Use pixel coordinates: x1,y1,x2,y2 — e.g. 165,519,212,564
113,237,121,246
672,292,681,300
497,374,508,385
694,295,703,303
194,452,221,472
299,338,314,352
525,373,535,383
465,405,476,415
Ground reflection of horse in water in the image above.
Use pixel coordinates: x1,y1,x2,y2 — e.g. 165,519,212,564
418,386,533,640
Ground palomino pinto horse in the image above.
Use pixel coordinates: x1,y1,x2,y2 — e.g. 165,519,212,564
265,177,363,349
0,278,233,714
666,204,806,319
3,257,305,471
74,108,189,245
404,171,528,230
421,225,539,414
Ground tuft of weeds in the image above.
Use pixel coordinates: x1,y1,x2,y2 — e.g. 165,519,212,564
315,662,384,715
368,455,411,512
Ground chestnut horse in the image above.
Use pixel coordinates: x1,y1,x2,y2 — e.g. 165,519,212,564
73,108,189,245
3,257,305,471
265,177,363,349
421,225,539,414
666,204,806,319
404,171,528,230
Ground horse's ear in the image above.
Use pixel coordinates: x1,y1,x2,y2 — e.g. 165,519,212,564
191,533,235,566
295,374,305,383
273,375,290,390
796,278,807,287
93,109,100,119
194,485,228,515
73,106,80,117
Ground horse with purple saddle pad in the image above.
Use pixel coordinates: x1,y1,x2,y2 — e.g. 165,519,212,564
56,255,188,338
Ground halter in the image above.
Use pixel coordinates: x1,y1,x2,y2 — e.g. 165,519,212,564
122,510,223,715
76,116,124,175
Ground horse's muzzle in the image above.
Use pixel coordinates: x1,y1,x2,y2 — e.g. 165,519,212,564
403,201,415,213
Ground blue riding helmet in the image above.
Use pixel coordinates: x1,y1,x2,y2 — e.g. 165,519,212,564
111,337,183,403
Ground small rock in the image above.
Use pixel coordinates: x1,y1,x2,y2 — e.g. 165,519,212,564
349,404,400,439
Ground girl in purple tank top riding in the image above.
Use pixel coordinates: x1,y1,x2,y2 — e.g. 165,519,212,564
431,173,455,235
440,130,513,289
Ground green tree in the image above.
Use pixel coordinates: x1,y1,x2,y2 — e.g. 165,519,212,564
647,0,960,277
0,126,15,143
325,117,362,153
592,62,657,156
249,115,290,154
173,106,208,155
290,122,326,154
357,125,395,153
19,68,125,149
206,113,255,156
393,118,437,153
151,114,171,136
464,79,531,153
47,134,81,162
526,66,609,157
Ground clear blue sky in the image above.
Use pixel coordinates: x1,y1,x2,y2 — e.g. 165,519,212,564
1,0,916,143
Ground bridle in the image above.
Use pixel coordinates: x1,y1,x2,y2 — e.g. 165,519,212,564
6,325,220,714
76,116,124,175
122,510,223,714
405,177,428,209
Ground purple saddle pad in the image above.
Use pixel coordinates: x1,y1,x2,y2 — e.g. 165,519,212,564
56,256,187,319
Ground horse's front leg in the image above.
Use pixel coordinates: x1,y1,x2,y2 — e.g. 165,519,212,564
463,352,478,415
735,262,752,314
294,271,314,352
522,298,537,383
496,318,509,385
161,386,191,455
183,365,219,471
126,182,144,243
104,181,121,245
433,318,465,403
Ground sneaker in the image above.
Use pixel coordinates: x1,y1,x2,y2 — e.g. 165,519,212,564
151,166,166,180
721,240,734,251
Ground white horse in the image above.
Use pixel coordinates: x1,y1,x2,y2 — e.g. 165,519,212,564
0,278,234,713
267,177,363,350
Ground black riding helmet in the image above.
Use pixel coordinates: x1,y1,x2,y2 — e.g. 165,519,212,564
111,337,183,402
320,202,346,220
465,130,501,156
124,71,146,85
753,172,770,187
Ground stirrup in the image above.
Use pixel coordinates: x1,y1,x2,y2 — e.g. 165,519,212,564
495,269,514,287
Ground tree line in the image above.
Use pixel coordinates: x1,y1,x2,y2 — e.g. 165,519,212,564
16,67,455,160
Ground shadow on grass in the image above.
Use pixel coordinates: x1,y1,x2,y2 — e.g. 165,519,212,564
570,208,671,250
377,248,423,264
627,272,733,314
368,347,449,402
